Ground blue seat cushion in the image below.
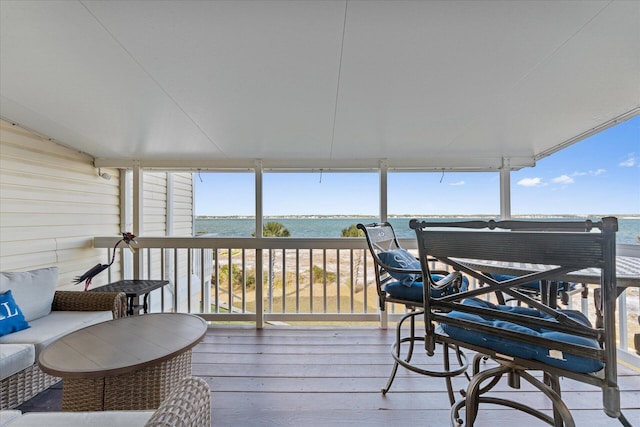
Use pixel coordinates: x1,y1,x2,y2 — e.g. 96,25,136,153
487,273,576,293
385,275,469,302
486,273,541,291
440,298,603,373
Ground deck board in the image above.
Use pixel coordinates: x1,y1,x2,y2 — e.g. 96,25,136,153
17,326,640,426
196,326,640,426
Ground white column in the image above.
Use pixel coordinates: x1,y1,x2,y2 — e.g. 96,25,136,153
379,160,388,330
132,161,143,279
499,159,511,220
255,160,264,328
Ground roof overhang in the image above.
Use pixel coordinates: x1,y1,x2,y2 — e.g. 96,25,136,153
1,0,638,171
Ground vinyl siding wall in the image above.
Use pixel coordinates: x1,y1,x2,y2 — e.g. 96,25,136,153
0,120,194,291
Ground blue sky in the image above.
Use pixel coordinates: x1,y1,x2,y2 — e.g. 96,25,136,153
195,115,639,217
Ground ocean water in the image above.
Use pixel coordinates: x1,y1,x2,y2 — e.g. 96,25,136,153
195,216,640,245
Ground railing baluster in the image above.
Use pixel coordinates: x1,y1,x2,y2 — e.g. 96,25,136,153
94,237,639,366
213,248,219,314
187,249,192,313
336,249,341,313
282,249,287,314
350,249,355,313
323,249,327,313
309,249,313,313
296,249,300,313
242,248,247,313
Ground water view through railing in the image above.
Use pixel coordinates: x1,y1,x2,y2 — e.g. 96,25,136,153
94,233,640,367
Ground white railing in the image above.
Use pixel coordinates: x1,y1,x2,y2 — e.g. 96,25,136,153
98,236,409,326
95,236,640,363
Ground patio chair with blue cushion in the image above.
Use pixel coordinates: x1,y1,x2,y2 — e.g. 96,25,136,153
357,222,469,402
410,217,631,426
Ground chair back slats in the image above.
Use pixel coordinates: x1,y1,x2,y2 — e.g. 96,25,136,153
413,229,605,267
409,217,625,423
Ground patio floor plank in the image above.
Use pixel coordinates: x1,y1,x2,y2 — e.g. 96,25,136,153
196,326,640,426
17,326,640,426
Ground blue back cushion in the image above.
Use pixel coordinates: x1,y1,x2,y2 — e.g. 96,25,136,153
440,298,603,373
378,249,421,286
0,290,30,337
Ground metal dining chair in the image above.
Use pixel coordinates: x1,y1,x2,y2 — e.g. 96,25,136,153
357,222,469,403
410,217,631,427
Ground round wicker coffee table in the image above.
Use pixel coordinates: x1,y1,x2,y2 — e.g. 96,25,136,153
38,312,207,411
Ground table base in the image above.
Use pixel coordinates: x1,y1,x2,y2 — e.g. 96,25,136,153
61,350,192,411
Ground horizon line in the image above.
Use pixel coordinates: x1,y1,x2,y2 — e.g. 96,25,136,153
195,214,640,219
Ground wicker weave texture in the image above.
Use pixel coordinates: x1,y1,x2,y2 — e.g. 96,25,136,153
0,291,126,409
62,350,193,411
0,363,59,410
144,376,211,427
52,291,127,319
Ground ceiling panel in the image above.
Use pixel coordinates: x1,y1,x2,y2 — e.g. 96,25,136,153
0,0,638,170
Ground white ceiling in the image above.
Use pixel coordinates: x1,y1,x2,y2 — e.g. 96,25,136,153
1,0,638,171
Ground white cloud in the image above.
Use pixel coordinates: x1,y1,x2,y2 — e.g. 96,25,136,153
552,175,574,184
619,154,636,167
589,168,606,175
517,177,544,187
572,171,587,177
449,181,465,186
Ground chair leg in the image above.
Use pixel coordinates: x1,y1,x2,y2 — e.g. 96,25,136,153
544,372,563,427
382,309,413,394
451,365,576,427
382,310,468,396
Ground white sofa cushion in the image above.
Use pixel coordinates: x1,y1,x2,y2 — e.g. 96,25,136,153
1,411,154,426
0,411,22,426
0,311,112,358
0,268,58,322
0,344,35,381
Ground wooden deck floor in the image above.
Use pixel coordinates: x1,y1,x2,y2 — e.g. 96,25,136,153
18,326,640,426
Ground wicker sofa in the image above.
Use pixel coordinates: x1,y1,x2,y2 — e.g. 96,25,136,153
0,376,211,427
0,267,126,410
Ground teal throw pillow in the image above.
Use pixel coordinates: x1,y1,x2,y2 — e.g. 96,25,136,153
0,290,30,337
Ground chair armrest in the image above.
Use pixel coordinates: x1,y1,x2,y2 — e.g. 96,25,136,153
145,376,211,427
51,291,127,319
431,271,463,291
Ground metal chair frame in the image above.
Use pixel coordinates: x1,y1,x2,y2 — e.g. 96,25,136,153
357,222,468,403
409,217,631,427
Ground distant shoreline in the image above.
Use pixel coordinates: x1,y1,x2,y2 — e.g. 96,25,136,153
196,214,640,219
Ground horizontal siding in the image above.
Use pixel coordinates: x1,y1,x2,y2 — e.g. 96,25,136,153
0,121,121,289
143,172,167,237
1,122,194,290
172,173,193,237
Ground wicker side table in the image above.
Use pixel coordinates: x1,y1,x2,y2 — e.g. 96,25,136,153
38,313,207,411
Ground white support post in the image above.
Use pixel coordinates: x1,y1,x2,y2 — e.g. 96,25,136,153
379,160,388,223
500,159,511,220
379,160,389,330
255,160,264,329
132,161,143,279
119,170,132,280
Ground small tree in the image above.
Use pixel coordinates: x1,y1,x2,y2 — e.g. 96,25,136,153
341,224,365,292
253,221,291,305
341,224,364,238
